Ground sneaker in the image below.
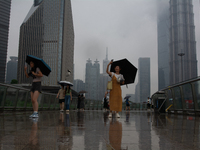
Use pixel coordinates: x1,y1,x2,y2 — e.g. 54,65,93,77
108,113,112,118
116,113,120,118
32,118,38,123
29,113,34,118
32,113,39,118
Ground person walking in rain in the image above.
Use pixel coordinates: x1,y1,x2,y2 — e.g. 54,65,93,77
24,61,43,118
102,91,109,111
125,97,130,111
106,60,124,118
79,94,85,111
57,85,65,112
64,85,72,112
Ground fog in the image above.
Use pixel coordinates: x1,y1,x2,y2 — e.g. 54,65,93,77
7,0,200,97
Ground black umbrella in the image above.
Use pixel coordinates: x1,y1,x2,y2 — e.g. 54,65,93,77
124,95,131,99
110,58,137,85
26,55,51,76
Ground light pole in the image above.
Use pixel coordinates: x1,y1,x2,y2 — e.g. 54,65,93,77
178,53,185,82
65,70,71,80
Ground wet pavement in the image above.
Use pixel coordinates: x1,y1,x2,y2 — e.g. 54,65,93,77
0,110,200,150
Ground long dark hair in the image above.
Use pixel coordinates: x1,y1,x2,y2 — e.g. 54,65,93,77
65,86,71,93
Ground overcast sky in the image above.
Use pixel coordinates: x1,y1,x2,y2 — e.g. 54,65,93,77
7,0,200,98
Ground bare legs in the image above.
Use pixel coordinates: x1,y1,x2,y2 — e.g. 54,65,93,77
31,91,40,112
60,102,64,110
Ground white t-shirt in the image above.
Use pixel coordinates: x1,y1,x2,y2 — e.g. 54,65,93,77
33,68,42,82
111,72,124,80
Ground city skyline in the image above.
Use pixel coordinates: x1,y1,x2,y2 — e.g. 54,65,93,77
6,0,200,97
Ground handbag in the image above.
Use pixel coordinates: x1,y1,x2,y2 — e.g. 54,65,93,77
107,81,112,90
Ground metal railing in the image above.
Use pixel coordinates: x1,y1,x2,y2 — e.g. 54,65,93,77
0,83,148,111
151,77,200,114
0,83,103,111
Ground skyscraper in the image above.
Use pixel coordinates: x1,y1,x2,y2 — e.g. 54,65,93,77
85,59,100,100
103,48,110,74
135,83,140,103
0,0,12,83
138,58,150,103
6,57,18,83
157,0,170,90
73,79,85,93
99,49,110,99
17,0,74,85
169,0,197,84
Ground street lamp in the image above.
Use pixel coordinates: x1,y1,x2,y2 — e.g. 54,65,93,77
65,70,71,80
178,53,185,82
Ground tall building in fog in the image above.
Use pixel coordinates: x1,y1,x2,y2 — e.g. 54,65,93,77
17,0,74,85
138,58,150,103
6,57,18,83
73,79,85,93
99,49,110,99
85,59,100,100
0,0,12,83
169,0,197,84
135,83,140,103
103,48,110,74
157,0,170,90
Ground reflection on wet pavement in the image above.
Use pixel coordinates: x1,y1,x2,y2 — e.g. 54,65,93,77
0,111,200,150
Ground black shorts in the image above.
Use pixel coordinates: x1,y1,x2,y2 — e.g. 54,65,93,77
30,82,42,93
126,104,130,107
59,99,65,103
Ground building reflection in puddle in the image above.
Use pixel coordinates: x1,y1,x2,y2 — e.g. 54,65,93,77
1,111,200,149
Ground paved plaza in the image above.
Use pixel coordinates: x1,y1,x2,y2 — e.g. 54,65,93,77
0,110,200,150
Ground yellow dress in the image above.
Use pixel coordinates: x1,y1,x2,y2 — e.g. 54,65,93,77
109,75,122,112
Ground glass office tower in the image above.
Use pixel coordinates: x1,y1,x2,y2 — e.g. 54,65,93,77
0,0,12,83
169,0,197,84
17,0,74,85
157,0,170,90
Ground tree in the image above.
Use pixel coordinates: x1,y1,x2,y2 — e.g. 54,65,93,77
11,79,18,84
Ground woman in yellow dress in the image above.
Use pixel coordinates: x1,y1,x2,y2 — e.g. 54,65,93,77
106,60,124,118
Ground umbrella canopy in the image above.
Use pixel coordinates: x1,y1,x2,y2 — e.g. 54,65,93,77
110,58,137,85
58,81,73,86
26,55,51,76
79,90,87,94
124,95,131,99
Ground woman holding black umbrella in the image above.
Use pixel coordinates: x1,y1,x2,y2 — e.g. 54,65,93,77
106,60,124,118
24,61,43,118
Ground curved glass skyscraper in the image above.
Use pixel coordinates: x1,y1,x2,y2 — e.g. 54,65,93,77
169,0,197,84
17,0,74,85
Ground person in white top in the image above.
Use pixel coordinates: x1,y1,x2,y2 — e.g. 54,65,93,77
106,60,125,118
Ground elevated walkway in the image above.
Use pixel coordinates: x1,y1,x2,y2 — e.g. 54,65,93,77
151,77,200,115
